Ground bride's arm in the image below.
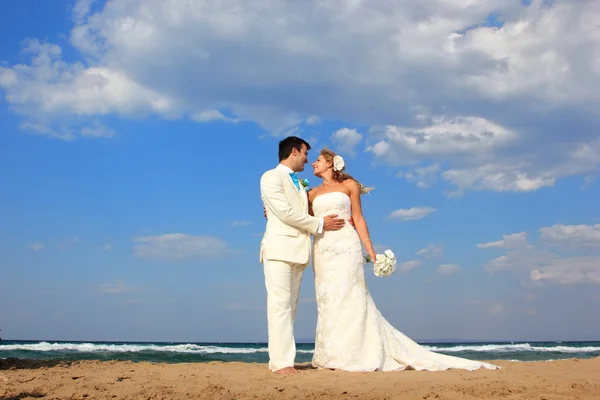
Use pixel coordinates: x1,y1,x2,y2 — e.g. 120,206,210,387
345,180,377,261
308,190,315,216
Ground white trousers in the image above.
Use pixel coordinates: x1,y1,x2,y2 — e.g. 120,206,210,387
263,259,304,371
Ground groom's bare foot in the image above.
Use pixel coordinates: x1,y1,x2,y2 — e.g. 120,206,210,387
274,366,299,375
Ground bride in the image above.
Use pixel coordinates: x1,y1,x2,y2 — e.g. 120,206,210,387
308,148,499,372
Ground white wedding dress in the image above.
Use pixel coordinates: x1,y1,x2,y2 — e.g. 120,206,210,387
310,192,499,372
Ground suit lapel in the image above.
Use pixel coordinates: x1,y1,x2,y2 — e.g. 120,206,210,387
300,185,308,208
277,166,304,206
293,176,309,208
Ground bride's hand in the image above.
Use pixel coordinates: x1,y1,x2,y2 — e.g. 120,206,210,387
367,249,377,262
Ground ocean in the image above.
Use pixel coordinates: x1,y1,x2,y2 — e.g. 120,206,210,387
1,340,599,364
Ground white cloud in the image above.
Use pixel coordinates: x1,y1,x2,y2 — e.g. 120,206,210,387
369,117,514,162
0,40,179,141
398,260,422,274
477,232,529,250
388,207,436,221
331,127,363,156
438,264,462,276
531,258,600,285
305,115,320,125
399,163,440,189
230,220,253,227
462,2,600,105
19,121,76,141
70,0,93,24
133,233,234,260
27,243,45,251
416,244,444,259
0,0,599,191
191,109,238,123
103,243,113,251
371,115,598,193
80,120,117,138
480,225,600,285
441,163,559,193
583,174,595,188
97,280,139,294
538,224,600,251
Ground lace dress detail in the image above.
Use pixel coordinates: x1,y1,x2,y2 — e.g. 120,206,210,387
311,192,499,372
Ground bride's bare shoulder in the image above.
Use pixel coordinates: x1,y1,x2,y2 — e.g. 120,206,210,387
308,184,324,200
342,179,359,192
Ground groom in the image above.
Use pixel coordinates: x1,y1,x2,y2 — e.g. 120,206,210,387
260,136,345,374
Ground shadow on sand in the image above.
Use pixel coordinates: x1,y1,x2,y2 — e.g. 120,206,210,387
1,392,46,400
0,358,74,371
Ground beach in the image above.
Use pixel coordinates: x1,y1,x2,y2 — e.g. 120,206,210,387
1,357,599,400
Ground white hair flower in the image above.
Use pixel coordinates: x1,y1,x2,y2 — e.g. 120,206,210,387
333,155,345,171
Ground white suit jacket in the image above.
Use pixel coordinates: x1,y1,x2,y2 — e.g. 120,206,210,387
260,164,321,265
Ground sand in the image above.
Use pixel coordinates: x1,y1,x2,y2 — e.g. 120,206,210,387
1,357,599,399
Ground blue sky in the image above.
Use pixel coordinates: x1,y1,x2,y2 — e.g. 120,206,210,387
1,0,599,343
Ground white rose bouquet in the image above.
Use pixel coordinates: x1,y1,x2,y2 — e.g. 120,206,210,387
365,250,397,277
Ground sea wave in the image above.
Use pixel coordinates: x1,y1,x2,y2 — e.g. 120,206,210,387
0,342,316,354
423,343,600,353
0,342,268,354
2,341,598,355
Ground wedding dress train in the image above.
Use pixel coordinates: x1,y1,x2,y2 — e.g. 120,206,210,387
310,192,499,372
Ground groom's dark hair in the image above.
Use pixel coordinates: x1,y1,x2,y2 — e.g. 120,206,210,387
278,136,311,161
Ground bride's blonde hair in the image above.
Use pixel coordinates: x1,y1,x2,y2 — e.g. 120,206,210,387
320,148,374,195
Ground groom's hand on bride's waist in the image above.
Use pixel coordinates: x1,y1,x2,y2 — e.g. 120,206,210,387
323,214,345,231
262,206,344,231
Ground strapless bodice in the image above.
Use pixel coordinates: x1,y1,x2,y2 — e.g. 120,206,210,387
312,192,352,219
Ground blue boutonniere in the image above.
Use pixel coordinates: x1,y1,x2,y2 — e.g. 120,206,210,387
301,178,310,191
